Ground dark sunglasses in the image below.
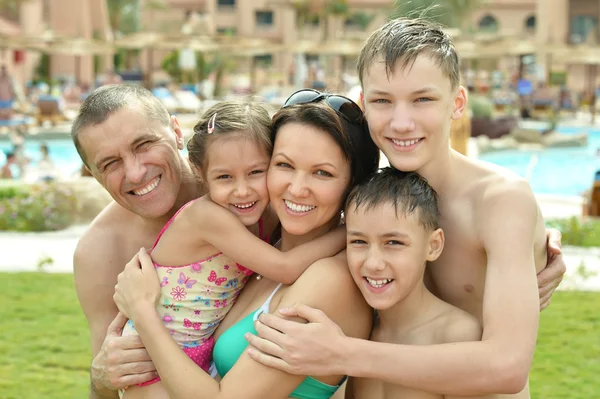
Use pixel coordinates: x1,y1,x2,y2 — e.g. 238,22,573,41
282,89,364,124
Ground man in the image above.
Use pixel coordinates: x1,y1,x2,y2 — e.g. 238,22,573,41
72,84,203,398
245,18,565,397
0,64,15,120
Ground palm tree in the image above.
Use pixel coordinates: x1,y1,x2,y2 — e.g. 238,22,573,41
389,0,483,30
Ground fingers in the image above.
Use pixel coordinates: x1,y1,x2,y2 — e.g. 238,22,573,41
258,312,300,334
108,335,148,352
245,332,285,359
106,312,129,336
246,347,293,374
138,247,154,272
546,228,563,254
111,370,159,389
278,304,328,323
540,297,551,311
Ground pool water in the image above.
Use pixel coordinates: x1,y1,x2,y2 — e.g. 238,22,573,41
1,126,597,197
479,127,599,196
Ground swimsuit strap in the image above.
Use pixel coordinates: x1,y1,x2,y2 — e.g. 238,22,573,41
253,283,283,321
151,199,197,251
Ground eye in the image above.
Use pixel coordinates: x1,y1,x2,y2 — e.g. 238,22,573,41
101,160,118,172
415,97,433,103
276,162,292,169
372,98,390,104
315,170,333,177
386,240,405,246
349,239,367,245
216,174,232,180
136,140,152,150
249,169,265,176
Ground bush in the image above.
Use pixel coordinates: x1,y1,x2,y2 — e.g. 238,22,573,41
469,94,494,119
547,217,600,247
0,183,78,232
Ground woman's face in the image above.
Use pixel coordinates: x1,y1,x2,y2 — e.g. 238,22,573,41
267,122,351,237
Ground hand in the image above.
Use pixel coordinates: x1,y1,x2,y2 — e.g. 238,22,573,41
91,312,157,391
245,304,348,376
538,228,566,310
113,248,160,320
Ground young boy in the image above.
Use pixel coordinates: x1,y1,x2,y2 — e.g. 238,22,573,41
344,167,492,399
246,17,553,398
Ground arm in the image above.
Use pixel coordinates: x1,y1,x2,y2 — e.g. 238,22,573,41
113,249,370,399
248,181,544,395
73,225,156,399
190,200,346,284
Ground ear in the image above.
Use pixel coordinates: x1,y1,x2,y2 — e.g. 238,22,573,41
171,116,184,150
451,85,468,121
426,228,444,262
359,91,365,111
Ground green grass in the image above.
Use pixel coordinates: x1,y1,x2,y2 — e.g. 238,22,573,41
1,273,599,398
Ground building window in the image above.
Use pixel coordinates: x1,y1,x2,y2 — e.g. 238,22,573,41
478,15,499,33
525,15,536,31
254,54,273,67
570,15,598,43
217,0,235,7
256,11,274,27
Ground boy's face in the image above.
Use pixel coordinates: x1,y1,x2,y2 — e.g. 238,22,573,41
346,202,443,310
361,54,467,172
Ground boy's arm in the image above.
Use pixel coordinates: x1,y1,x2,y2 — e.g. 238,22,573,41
247,181,543,396
193,201,345,284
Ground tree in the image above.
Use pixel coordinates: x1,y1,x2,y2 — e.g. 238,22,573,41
389,0,483,30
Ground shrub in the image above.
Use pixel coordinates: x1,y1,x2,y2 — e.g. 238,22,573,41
0,183,78,232
547,217,600,247
469,94,494,119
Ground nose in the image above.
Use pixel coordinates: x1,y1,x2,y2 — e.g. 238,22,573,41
363,246,386,273
234,178,251,197
124,156,147,185
287,172,309,198
389,102,415,133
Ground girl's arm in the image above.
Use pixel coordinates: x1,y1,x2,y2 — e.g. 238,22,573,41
113,249,371,399
187,200,345,284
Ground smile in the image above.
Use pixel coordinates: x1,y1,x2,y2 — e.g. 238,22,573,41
284,200,316,213
389,138,423,147
365,277,394,288
232,201,257,210
130,176,160,196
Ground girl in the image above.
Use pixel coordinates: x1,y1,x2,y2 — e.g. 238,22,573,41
121,100,346,394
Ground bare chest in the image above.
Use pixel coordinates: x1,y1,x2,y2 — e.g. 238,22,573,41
427,204,487,319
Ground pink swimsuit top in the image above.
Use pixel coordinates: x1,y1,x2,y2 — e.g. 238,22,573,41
123,200,268,346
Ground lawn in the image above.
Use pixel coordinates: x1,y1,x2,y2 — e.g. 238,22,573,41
1,273,599,399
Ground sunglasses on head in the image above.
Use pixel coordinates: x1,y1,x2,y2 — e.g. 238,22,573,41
282,89,364,125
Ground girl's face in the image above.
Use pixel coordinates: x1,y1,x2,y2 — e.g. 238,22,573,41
267,122,351,237
205,135,271,227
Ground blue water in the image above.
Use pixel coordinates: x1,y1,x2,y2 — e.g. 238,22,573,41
479,127,599,196
1,126,597,196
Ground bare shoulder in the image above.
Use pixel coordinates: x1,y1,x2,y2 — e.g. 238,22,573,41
438,302,482,344
293,251,355,293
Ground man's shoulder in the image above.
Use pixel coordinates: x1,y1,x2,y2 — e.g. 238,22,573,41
74,202,136,264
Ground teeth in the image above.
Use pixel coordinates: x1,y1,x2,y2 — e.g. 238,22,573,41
233,201,256,209
132,177,160,196
365,277,393,288
391,138,420,147
285,200,316,213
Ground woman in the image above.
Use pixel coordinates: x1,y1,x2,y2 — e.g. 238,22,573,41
113,90,381,399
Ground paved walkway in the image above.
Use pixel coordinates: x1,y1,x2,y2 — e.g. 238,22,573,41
1,224,599,291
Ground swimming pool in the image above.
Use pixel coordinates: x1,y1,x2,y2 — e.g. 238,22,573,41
479,127,599,197
1,127,597,196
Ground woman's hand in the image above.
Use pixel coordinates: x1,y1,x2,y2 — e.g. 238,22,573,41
113,248,160,320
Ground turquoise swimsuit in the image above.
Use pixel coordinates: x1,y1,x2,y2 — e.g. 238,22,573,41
212,284,344,399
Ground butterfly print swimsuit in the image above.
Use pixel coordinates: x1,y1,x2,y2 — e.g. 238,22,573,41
122,200,265,384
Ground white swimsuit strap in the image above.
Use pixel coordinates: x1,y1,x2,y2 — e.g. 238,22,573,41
253,283,283,321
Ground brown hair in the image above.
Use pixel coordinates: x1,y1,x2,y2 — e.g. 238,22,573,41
271,102,379,196
357,17,460,89
72,84,171,166
187,100,273,176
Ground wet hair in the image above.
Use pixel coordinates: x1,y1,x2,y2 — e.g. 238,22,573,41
187,100,273,177
357,17,460,89
271,101,380,196
345,167,440,231
71,84,171,166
